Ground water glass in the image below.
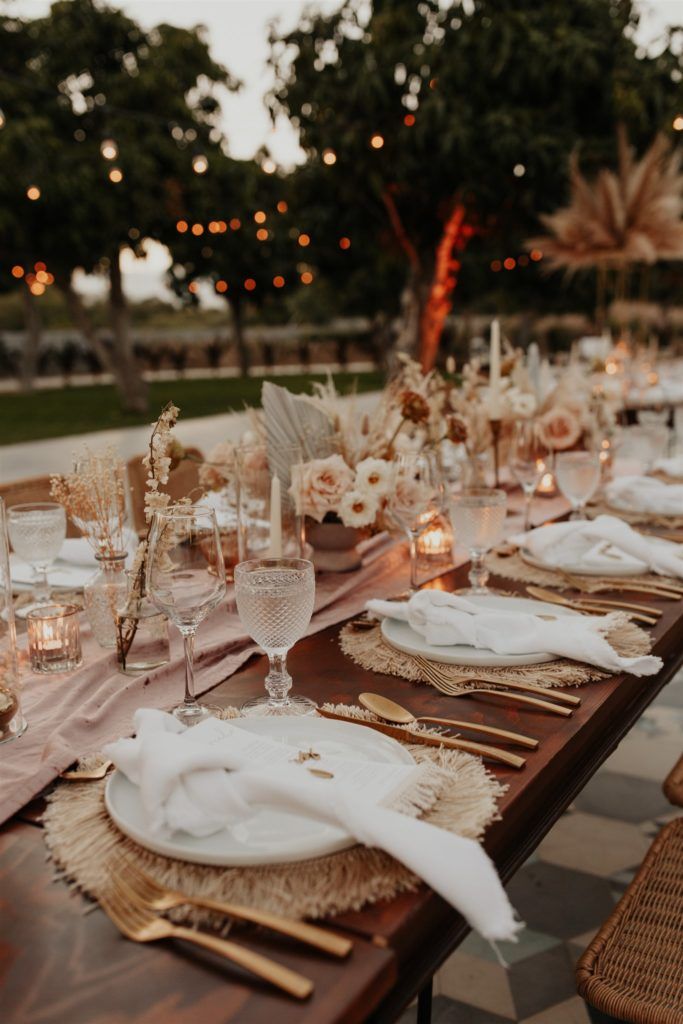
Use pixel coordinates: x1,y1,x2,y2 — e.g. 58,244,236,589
8,502,66,612
234,557,315,716
146,505,226,727
387,453,443,592
509,420,549,531
450,488,507,593
0,498,26,744
555,451,601,519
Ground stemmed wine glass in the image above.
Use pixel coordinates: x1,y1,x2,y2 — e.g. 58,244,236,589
8,502,66,613
449,488,507,594
234,557,315,716
146,505,226,727
509,420,549,532
555,451,601,520
387,453,443,593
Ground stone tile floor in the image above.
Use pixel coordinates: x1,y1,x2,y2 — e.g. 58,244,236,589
400,667,683,1024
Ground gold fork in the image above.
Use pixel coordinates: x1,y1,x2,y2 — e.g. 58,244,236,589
414,657,574,717
559,569,683,600
412,655,580,707
110,857,351,958
97,877,314,999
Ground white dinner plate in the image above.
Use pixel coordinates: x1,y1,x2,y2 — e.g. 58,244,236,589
380,593,576,667
10,534,137,592
104,716,414,866
520,544,648,578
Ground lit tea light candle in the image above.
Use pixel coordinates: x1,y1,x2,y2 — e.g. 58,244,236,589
27,604,82,674
417,519,454,562
536,460,557,497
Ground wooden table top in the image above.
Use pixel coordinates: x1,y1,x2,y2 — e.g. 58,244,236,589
2,562,682,1024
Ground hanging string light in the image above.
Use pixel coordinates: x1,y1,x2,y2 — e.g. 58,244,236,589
108,167,123,183
26,185,41,200
192,153,209,175
322,148,337,165
100,138,118,160
370,134,384,149
0,107,5,129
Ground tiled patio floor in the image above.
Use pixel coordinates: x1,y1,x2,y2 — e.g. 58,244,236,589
400,667,683,1024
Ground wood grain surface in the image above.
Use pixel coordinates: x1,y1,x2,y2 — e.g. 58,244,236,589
2,561,682,1024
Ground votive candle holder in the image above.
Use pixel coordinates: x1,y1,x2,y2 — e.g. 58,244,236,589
27,604,82,673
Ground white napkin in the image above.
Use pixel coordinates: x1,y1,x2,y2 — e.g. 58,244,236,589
515,515,683,580
606,475,683,516
104,709,522,943
367,589,661,677
654,456,683,480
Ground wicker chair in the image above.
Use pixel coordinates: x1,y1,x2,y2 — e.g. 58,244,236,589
126,447,204,535
576,759,683,1024
0,475,81,537
664,754,683,808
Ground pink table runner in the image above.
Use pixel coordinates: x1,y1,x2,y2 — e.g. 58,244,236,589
0,492,568,825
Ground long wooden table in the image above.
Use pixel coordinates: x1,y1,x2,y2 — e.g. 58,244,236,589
2,562,682,1024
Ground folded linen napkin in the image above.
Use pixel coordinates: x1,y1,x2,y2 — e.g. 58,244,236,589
367,589,661,677
514,515,683,580
104,709,522,943
606,475,683,516
654,455,683,480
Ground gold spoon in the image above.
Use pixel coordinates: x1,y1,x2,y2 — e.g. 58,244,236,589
358,692,538,749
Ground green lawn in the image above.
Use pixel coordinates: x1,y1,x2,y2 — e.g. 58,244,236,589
0,371,385,445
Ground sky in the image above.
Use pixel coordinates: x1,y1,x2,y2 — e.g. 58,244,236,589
5,0,682,303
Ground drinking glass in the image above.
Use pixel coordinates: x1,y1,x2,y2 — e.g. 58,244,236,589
555,451,601,519
509,420,549,531
234,557,315,717
146,505,226,727
450,488,507,594
8,502,66,612
387,453,443,592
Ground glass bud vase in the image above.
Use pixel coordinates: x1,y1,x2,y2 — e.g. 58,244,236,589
83,552,128,649
115,571,170,675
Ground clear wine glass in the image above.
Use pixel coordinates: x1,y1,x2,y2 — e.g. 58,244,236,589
450,488,507,594
555,451,601,520
234,557,315,717
8,502,66,612
146,504,226,727
509,420,549,531
387,453,443,593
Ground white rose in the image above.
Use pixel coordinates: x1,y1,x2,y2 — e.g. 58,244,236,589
355,458,392,498
290,455,355,522
339,489,379,528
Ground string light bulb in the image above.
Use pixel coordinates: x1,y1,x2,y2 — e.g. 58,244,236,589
27,185,41,200
11,265,24,278
674,115,683,131
370,134,384,149
322,149,337,165
100,138,118,160
298,233,311,247
108,168,123,183
192,153,209,175
254,211,267,224
0,108,5,129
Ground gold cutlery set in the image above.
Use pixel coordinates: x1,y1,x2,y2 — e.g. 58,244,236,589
97,857,352,999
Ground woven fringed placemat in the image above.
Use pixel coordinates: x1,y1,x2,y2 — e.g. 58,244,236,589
43,705,505,927
587,500,683,531
340,616,651,690
485,548,679,593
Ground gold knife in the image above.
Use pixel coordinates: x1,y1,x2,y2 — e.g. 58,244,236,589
316,708,526,769
527,585,658,625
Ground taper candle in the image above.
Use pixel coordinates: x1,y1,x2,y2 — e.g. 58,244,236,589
488,319,502,419
268,475,282,558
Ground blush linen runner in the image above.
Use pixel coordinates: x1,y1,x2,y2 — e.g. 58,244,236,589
104,709,522,943
514,515,683,579
367,590,662,677
0,541,410,827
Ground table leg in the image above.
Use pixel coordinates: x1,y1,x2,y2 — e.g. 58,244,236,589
416,979,433,1024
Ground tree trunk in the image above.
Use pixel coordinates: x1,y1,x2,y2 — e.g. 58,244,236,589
227,295,250,377
19,285,41,392
419,203,466,372
108,249,149,414
57,275,113,376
